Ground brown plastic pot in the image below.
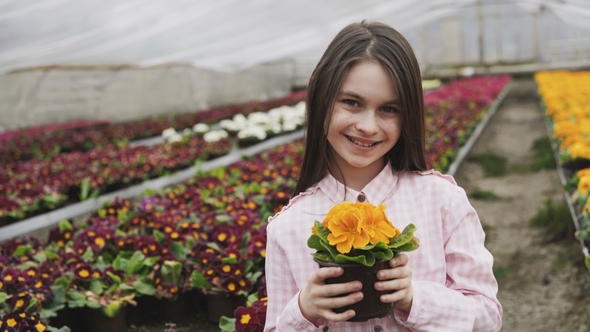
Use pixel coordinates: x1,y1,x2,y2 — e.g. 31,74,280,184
314,258,394,322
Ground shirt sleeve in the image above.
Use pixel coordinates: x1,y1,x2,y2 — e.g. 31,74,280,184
263,218,326,332
393,185,503,332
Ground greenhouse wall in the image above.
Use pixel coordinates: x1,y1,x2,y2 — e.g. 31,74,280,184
0,62,293,131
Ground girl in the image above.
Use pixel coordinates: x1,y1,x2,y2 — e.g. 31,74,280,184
264,21,502,331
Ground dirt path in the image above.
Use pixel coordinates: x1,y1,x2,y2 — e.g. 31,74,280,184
454,78,590,332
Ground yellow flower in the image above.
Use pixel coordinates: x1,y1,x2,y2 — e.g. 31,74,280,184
360,203,400,244
578,176,590,196
325,205,370,254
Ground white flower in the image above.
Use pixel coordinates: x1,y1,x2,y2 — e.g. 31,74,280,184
203,130,229,143
162,128,177,139
282,121,298,131
167,133,183,143
238,125,267,141
233,113,247,124
192,123,210,133
248,112,271,125
182,128,193,136
220,119,243,132
265,122,282,135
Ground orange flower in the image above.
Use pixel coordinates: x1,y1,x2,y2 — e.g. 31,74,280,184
325,205,370,254
361,203,400,244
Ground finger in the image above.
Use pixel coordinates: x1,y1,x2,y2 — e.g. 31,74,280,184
380,287,410,303
315,290,364,309
315,280,363,298
389,253,409,268
374,277,410,293
310,267,344,284
320,309,357,323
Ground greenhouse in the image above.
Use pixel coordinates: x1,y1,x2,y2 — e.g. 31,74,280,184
1,0,590,331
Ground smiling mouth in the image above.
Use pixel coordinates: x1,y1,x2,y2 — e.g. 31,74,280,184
346,135,376,147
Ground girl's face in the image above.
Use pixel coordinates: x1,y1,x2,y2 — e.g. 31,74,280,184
327,60,402,181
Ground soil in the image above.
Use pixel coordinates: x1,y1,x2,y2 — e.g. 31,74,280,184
453,78,590,332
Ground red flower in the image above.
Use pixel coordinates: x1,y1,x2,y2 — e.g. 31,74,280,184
234,306,259,332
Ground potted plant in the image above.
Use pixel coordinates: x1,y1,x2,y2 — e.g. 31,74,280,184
189,243,262,323
307,201,419,322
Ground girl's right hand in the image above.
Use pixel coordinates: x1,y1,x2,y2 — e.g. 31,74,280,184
298,267,364,324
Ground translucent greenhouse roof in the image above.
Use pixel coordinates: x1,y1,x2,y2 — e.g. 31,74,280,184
1,0,589,74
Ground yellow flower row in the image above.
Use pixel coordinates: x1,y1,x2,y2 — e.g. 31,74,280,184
577,168,590,215
535,71,590,161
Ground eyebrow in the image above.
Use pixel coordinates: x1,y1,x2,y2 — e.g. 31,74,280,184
338,91,400,105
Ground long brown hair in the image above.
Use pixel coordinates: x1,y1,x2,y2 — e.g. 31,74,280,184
292,20,426,197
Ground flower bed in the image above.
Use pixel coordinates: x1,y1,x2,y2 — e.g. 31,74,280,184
0,75,512,331
424,75,510,170
0,91,307,166
0,94,307,225
535,70,590,266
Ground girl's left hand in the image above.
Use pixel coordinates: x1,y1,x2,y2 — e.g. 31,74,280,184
375,253,413,312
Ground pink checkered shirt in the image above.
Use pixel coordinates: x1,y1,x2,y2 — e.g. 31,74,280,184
264,163,502,331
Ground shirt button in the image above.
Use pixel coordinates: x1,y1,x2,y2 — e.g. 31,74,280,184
357,194,366,202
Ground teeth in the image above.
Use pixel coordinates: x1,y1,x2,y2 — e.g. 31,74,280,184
348,136,374,147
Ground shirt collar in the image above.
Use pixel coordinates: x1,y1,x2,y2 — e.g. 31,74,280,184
316,162,399,205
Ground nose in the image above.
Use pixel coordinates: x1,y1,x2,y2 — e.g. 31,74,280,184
353,111,379,135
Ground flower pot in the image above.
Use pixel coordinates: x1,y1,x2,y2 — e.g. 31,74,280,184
314,258,394,322
206,292,247,323
83,306,127,332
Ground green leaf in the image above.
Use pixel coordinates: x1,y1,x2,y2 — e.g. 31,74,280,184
162,260,183,285
206,242,222,252
40,307,63,319
170,242,188,260
314,221,331,243
335,251,376,267
319,238,340,261
107,272,122,284
0,292,7,304
394,237,420,252
12,245,32,257
241,232,251,249
307,234,325,252
33,252,47,263
189,272,212,290
53,276,70,288
58,220,73,232
388,224,417,249
86,299,102,309
126,251,146,276
215,214,234,224
45,251,60,260
79,177,91,201
219,316,237,332
82,247,94,262
50,285,66,304
311,252,333,263
102,301,122,318
153,230,166,244
119,284,134,291
25,297,38,311
144,255,161,267
112,254,124,272
221,256,237,264
89,280,104,295
67,289,86,301
133,280,155,296
252,195,266,206
45,327,71,332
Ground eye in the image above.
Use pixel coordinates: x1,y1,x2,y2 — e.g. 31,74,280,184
342,99,359,107
381,106,399,114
